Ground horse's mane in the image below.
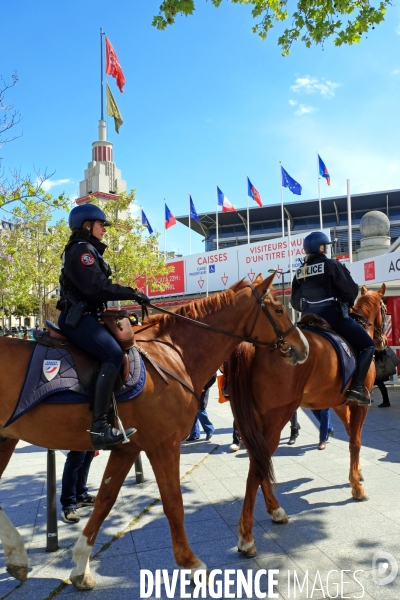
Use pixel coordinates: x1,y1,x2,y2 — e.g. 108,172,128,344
147,279,249,332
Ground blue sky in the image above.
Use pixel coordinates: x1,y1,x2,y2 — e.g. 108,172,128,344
2,0,400,255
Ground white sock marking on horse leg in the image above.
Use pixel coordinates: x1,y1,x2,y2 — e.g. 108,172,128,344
238,533,254,552
190,560,208,579
272,507,288,522
71,534,92,580
0,508,28,569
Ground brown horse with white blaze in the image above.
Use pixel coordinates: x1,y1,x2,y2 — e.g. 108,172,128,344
0,273,308,589
228,284,386,558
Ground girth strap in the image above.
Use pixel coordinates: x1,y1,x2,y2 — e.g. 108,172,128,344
134,344,200,403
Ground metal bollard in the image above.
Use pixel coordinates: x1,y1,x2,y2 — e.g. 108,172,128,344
134,454,144,484
46,449,59,552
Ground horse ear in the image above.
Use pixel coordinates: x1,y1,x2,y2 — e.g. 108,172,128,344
378,283,386,296
253,273,263,285
361,285,368,295
256,271,276,293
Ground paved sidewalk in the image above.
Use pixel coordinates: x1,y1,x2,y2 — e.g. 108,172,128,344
1,383,400,599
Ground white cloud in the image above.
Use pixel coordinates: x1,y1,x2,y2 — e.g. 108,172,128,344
288,99,298,106
129,204,141,218
291,76,340,98
396,24,400,35
40,178,71,192
391,68,400,75
294,104,317,116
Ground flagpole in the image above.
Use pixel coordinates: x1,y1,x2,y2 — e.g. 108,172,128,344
206,265,209,297
279,162,284,238
216,185,219,251
100,27,105,120
140,205,143,243
164,199,167,261
189,193,192,256
347,180,353,263
287,219,295,321
246,176,250,245
317,152,323,229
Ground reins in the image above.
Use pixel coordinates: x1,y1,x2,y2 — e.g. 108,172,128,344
140,285,298,352
350,301,387,348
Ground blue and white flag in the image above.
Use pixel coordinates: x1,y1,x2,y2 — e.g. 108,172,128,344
281,166,302,195
189,195,200,223
141,209,153,234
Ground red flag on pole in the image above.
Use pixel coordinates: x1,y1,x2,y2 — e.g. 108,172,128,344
105,37,125,93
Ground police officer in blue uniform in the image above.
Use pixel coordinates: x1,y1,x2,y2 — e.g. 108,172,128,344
291,231,375,406
57,204,150,449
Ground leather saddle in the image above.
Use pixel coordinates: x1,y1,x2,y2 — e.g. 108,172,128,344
34,321,130,390
300,313,332,330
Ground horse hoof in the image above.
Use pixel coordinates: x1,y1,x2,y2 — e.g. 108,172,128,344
241,544,257,557
271,507,289,524
352,490,369,501
70,573,95,590
7,564,28,582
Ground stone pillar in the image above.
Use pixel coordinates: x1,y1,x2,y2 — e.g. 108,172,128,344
354,211,391,261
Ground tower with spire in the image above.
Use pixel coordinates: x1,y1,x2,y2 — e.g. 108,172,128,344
76,120,126,205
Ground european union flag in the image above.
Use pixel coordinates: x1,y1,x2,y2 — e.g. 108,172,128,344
189,195,200,223
281,166,302,195
141,209,153,235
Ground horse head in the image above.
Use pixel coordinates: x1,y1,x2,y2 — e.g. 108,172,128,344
355,283,387,351
243,272,309,365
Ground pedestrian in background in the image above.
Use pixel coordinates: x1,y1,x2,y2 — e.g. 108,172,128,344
311,408,334,450
186,374,216,442
287,411,301,445
60,450,96,523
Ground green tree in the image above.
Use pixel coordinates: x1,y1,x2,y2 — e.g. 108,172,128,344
90,190,172,295
152,0,389,55
8,202,70,325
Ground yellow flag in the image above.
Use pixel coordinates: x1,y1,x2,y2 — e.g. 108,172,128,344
106,82,123,133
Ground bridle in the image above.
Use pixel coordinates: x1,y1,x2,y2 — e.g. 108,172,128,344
350,300,387,348
140,284,298,353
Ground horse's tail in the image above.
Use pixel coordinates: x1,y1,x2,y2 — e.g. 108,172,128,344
228,343,275,485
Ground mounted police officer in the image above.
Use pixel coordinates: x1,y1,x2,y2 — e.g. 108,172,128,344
291,231,375,406
57,204,150,449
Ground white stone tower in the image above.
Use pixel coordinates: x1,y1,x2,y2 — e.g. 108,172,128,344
76,120,126,205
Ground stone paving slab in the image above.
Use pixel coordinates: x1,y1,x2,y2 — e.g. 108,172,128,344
1,384,400,598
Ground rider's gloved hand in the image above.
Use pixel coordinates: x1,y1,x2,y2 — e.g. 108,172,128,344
133,290,151,305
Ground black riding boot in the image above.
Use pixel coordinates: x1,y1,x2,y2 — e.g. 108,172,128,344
90,362,136,450
346,347,375,406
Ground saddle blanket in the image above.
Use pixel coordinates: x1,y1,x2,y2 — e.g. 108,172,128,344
304,326,356,392
5,344,146,427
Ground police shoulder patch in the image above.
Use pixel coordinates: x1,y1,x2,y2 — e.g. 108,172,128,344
80,253,95,266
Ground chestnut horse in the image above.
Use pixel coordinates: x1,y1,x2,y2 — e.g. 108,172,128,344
0,274,308,589
228,284,386,557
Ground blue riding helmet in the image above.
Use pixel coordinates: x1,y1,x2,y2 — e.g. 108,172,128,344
303,231,332,254
69,204,112,230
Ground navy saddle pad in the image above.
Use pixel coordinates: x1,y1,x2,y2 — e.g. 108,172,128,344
304,326,356,392
5,344,146,427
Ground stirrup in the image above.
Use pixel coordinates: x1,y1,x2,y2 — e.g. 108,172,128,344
345,387,371,406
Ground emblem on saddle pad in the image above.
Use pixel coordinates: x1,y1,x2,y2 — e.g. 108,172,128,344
43,359,61,381
340,342,351,357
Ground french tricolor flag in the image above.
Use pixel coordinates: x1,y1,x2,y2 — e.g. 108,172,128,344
217,186,236,212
